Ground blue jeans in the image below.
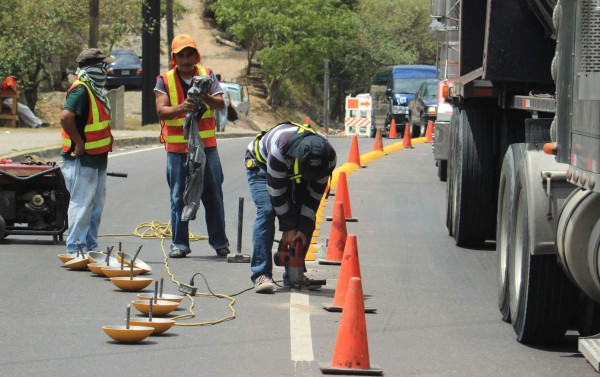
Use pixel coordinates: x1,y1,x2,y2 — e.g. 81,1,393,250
166,149,229,251
60,159,107,253
246,165,275,282
246,165,315,282
215,109,227,132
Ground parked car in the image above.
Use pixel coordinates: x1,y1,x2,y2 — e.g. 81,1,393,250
105,49,142,89
407,78,438,137
220,81,250,116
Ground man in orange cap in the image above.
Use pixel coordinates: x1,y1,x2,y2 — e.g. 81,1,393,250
155,33,231,258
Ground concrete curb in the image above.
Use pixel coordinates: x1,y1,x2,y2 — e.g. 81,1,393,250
1,133,255,162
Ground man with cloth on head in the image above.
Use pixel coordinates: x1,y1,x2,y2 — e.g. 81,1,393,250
155,33,231,258
245,122,337,293
59,48,114,254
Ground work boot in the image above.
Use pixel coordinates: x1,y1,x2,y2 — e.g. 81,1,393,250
215,247,230,257
169,245,191,258
254,275,274,294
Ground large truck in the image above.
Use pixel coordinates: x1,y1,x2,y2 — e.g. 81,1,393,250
430,0,600,369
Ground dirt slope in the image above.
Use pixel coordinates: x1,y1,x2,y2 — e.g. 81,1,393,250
35,0,279,132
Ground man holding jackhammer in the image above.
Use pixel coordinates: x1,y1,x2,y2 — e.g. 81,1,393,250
60,48,114,254
245,122,337,293
155,34,231,259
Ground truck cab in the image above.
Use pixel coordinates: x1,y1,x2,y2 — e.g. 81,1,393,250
370,65,437,137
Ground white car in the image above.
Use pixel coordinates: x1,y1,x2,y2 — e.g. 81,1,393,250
221,82,250,116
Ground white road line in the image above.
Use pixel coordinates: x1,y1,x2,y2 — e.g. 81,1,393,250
290,292,314,362
108,145,163,158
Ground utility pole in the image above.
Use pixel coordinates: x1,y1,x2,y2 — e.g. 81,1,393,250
323,59,330,135
89,0,99,48
166,0,174,58
141,0,161,125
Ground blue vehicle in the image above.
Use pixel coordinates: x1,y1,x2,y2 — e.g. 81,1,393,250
370,65,437,137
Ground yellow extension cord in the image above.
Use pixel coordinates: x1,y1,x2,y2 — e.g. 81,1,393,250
101,220,237,327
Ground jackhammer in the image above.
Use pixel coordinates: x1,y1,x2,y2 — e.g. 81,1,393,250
274,240,326,290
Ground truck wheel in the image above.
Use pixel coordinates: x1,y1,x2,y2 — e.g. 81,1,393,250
451,107,494,247
446,107,460,236
509,164,575,344
0,215,6,240
496,144,525,323
419,114,428,137
437,160,447,182
577,294,600,337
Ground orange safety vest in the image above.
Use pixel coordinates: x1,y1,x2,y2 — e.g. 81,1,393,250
61,80,113,155
159,65,217,153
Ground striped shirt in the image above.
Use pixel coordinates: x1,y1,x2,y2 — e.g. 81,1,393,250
246,123,336,234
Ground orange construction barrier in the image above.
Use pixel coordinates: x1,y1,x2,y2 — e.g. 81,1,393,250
388,119,398,139
320,277,383,375
372,128,384,152
402,122,413,148
322,234,376,313
318,202,347,265
348,134,361,167
327,171,357,222
425,120,434,143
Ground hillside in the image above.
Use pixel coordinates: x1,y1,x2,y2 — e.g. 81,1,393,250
35,0,291,133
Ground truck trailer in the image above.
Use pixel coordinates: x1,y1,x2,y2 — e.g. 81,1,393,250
430,0,600,370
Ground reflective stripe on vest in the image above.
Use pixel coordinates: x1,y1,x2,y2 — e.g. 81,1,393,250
253,122,315,183
61,80,113,155
160,65,217,153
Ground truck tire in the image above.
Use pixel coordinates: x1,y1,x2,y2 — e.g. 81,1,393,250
437,160,447,182
446,107,460,236
0,215,6,240
577,294,600,337
509,163,575,344
451,107,494,247
496,144,525,323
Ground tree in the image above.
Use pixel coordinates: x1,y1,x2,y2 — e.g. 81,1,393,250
0,0,166,110
212,0,358,107
210,0,435,117
0,1,78,109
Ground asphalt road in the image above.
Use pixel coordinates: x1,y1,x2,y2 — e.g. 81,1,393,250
0,136,597,376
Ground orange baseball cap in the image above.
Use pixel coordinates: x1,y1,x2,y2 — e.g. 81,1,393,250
172,34,198,54
170,34,200,67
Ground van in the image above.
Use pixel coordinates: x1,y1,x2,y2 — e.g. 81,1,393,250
370,65,437,137
221,81,250,116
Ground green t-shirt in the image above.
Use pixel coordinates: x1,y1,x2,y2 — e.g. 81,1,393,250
61,85,108,169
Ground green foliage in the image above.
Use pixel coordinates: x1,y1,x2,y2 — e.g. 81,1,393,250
211,0,436,113
212,0,359,107
0,0,435,118
0,1,79,107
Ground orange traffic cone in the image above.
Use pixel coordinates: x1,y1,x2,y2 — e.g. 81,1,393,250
318,202,347,265
425,120,434,143
372,128,384,152
403,122,413,148
326,171,357,222
388,119,398,139
322,234,376,312
348,135,361,167
306,116,311,125
320,277,383,375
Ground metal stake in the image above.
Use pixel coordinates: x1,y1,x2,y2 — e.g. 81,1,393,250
227,197,251,263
